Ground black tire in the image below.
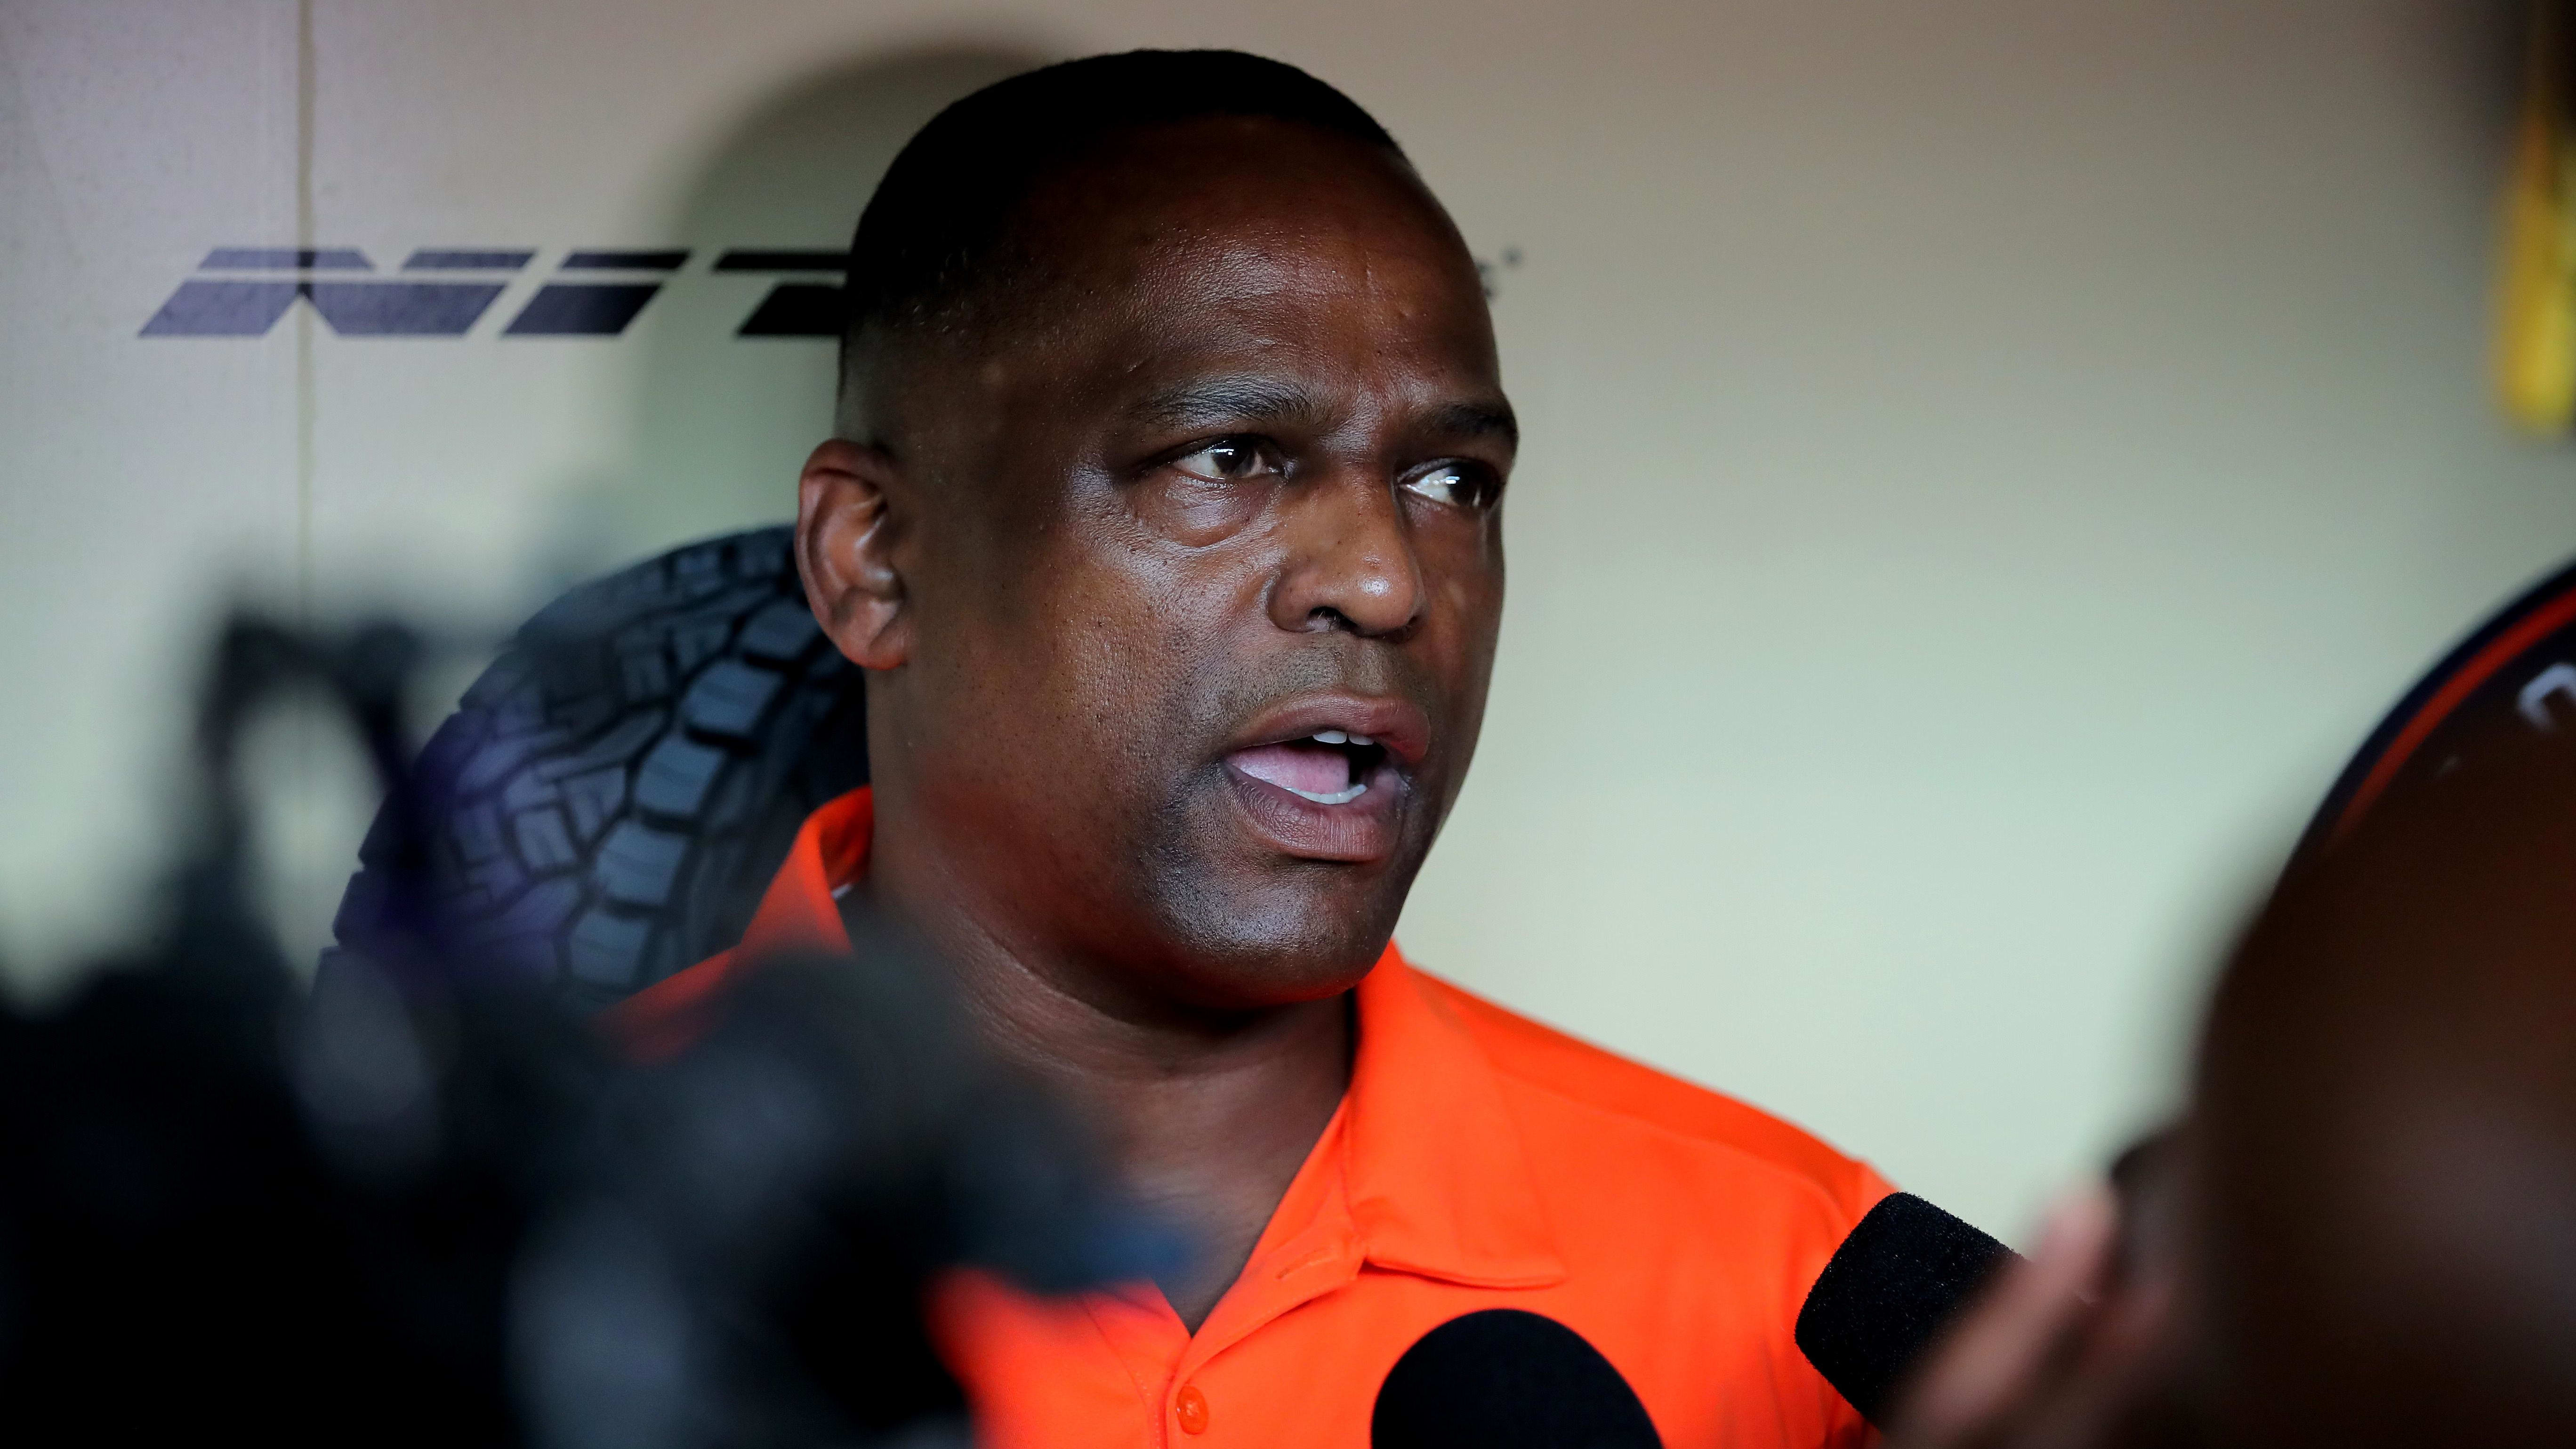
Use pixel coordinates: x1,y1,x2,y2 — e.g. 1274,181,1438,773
332,526,869,1007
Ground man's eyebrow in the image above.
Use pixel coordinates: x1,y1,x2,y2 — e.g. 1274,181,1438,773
1131,378,1521,450
1131,376,1333,432
1427,400,1519,451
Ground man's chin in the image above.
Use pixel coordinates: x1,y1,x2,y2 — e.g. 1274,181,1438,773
1144,879,1411,1010
1114,789,1435,1008
1164,949,1387,1014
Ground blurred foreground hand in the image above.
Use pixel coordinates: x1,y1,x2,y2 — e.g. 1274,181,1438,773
1888,1183,2190,1449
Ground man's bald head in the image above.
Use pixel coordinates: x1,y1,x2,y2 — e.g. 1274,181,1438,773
835,50,1410,442
795,48,1509,1017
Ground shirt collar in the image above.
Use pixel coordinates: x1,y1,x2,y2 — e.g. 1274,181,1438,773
726,786,1568,1288
740,782,873,953
606,787,871,1060
1343,949,1567,1287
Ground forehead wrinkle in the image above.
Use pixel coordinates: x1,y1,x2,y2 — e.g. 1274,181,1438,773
1110,241,1497,434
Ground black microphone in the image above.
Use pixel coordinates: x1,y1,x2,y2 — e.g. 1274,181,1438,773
1372,1309,1663,1449
1794,1192,2016,1426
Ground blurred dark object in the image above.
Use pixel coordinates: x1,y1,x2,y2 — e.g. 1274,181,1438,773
1888,544,2576,1449
1892,720,2576,1449
517,937,1165,1449
334,526,869,1009
0,612,1148,1446
2193,720,2576,1448
2296,552,2576,860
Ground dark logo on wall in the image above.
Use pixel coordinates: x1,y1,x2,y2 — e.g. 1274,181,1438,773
145,245,1522,338
141,247,848,338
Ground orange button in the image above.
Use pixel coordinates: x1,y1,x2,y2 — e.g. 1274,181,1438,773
1175,1384,1210,1435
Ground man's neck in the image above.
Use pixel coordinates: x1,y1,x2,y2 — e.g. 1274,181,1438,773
861,829,1352,1332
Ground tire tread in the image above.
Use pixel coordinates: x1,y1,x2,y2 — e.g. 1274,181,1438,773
332,526,869,1006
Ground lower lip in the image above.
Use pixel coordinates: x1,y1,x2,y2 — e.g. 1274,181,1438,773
1221,761,1404,863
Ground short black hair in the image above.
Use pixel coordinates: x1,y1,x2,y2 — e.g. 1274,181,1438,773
840,50,1403,369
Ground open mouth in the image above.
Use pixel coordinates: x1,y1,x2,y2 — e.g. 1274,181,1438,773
1224,730,1393,806
1216,696,1427,862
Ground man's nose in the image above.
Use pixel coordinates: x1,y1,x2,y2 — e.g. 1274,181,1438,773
1266,469,1426,638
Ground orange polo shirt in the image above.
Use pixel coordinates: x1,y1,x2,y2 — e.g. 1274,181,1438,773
612,789,1892,1448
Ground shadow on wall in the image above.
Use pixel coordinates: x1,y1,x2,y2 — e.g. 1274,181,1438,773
552,44,1055,570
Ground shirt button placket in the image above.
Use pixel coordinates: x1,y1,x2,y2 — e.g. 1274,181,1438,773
1174,1383,1210,1436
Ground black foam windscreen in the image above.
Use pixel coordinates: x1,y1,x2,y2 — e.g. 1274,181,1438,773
1793,1192,2015,1426
1372,1309,1663,1449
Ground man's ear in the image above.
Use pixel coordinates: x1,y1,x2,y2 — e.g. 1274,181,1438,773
797,438,910,671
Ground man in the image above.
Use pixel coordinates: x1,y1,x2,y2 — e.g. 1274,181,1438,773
617,50,1891,1447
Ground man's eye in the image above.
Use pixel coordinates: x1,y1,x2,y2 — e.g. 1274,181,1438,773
1170,438,1282,483
1401,462,1501,511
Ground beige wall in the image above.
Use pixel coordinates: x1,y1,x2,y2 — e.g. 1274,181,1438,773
3,0,2566,1237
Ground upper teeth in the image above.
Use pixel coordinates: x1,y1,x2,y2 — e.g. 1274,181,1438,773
1312,730,1374,746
